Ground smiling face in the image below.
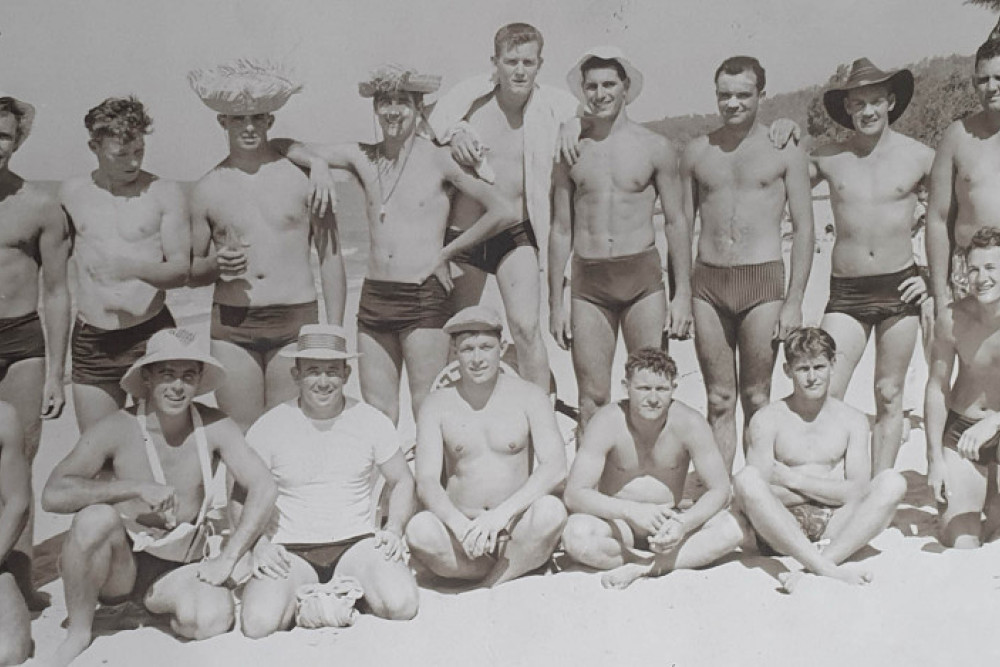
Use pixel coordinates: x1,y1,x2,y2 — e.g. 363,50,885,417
142,360,202,416
581,65,629,119
218,113,273,152
974,56,1000,114
966,245,1000,305
624,368,676,422
454,331,503,385
373,91,419,141
292,358,350,419
89,135,145,185
844,82,894,135
785,354,833,401
715,70,763,127
492,40,542,97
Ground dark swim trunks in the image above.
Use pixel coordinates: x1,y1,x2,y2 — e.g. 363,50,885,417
756,502,835,556
71,307,175,385
285,533,375,584
357,277,453,335
97,548,180,606
824,264,921,326
0,311,45,382
571,247,665,326
692,259,785,321
445,220,538,275
211,301,319,356
942,410,1000,465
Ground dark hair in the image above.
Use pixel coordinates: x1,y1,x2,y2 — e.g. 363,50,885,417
84,96,152,143
580,56,627,83
494,22,544,57
625,347,678,382
968,225,1000,251
0,98,28,142
714,56,766,93
975,39,1000,67
372,90,424,109
783,327,836,365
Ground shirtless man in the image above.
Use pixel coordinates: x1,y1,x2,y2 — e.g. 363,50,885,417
60,97,189,432
549,47,693,429
0,402,31,666
925,227,1000,548
807,59,933,472
561,347,740,590
733,328,906,589
428,22,580,389
41,328,277,667
282,64,517,425
405,306,567,587
188,60,346,432
927,38,1000,313
0,94,70,609
240,324,418,637
681,56,814,472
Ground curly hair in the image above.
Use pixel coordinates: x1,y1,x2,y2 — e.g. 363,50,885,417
783,327,836,365
624,347,678,382
84,96,152,143
968,225,1000,250
494,22,544,57
715,55,766,93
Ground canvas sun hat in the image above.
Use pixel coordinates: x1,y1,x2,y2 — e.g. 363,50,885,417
280,324,361,360
358,63,442,99
566,45,644,105
443,305,504,337
0,93,35,149
188,58,303,115
822,58,914,129
120,328,226,398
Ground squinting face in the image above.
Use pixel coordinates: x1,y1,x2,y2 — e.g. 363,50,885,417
582,67,628,119
492,41,542,95
786,355,832,400
90,136,145,184
142,360,201,415
374,92,419,141
293,358,350,417
844,83,894,135
625,368,675,421
966,246,1000,304
219,113,273,151
454,332,503,385
715,71,762,126
0,114,18,169
974,56,1000,113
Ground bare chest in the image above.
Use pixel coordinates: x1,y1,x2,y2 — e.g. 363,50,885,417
955,140,1000,191
773,421,847,467
206,164,310,234
67,188,163,244
572,139,655,195
695,145,784,195
441,408,531,460
822,152,922,204
0,200,41,256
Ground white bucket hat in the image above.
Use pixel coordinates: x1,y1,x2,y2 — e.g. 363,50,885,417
566,46,644,105
120,328,226,398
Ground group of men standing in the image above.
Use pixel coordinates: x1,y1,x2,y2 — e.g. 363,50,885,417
1,18,1000,667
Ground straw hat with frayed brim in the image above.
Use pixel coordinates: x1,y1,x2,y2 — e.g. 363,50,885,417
0,94,35,149
280,324,361,360
358,64,442,99
566,46,644,105
120,329,226,398
188,59,303,115
823,58,914,129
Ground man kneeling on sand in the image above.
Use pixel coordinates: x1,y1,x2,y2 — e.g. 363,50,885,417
240,325,418,638
406,306,568,587
41,329,277,667
561,347,741,589
733,328,906,589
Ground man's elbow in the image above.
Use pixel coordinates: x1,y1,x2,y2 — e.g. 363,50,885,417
41,482,71,514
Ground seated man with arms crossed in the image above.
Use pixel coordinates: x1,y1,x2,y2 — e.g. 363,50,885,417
561,347,740,590
0,401,31,666
406,306,567,587
42,329,277,667
239,324,419,638
925,227,1000,549
733,328,906,590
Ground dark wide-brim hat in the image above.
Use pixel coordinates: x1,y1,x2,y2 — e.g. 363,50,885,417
823,58,914,129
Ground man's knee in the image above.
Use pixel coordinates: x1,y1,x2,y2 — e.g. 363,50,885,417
405,511,448,555
870,469,906,505
705,386,737,421
240,599,288,640
732,466,767,504
739,384,771,417
366,575,419,621
561,514,604,560
67,504,122,552
522,495,568,539
873,378,904,412
172,595,234,640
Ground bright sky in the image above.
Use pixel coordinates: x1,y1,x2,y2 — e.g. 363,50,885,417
1,0,992,180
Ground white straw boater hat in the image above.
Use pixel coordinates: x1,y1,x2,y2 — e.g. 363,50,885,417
0,93,36,149
188,58,303,115
358,63,442,99
280,324,361,360
120,328,226,398
566,46,644,105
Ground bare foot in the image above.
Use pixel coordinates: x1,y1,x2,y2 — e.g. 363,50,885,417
779,565,873,593
601,563,650,590
45,630,93,667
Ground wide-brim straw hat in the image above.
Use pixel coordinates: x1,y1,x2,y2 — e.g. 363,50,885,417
120,328,226,398
280,324,361,360
188,59,303,115
566,46,644,105
0,93,35,149
823,58,914,129
358,63,442,99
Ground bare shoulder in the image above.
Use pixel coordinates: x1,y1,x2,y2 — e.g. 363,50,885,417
682,133,710,164
57,174,92,202
14,181,64,224
194,403,236,429
668,399,709,430
825,396,866,427
751,400,786,427
421,385,456,416
147,175,185,200
892,132,934,160
582,401,627,447
811,140,849,159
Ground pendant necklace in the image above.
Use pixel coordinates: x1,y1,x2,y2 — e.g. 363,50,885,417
376,137,415,223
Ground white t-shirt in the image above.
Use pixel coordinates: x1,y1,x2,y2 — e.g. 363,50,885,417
247,399,400,544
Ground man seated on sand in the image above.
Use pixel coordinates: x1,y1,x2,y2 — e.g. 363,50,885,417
41,329,277,667
0,401,31,666
925,227,1000,548
239,324,418,638
406,306,567,587
561,347,740,590
733,328,906,589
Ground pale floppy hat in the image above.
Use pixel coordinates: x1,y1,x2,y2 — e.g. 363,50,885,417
443,305,504,337
566,45,644,105
188,58,303,115
358,63,442,99
0,93,35,149
280,324,361,360
120,328,226,398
